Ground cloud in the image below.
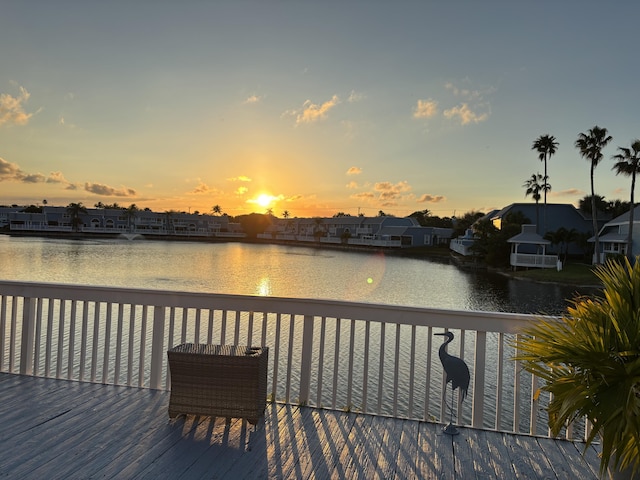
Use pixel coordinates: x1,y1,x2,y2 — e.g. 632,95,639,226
417,193,446,203
290,95,340,125
227,175,252,182
243,94,262,105
47,171,70,184
85,182,137,197
346,181,359,189
551,188,583,197
192,181,211,194
0,86,33,127
347,167,362,175
443,103,488,125
348,90,365,103
235,186,249,195
351,192,375,200
0,157,24,180
374,181,412,200
413,99,439,119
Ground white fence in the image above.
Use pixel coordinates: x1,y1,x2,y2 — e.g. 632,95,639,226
0,280,583,440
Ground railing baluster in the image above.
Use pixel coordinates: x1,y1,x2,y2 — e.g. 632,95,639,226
56,299,65,379
138,305,148,387
233,310,240,345
90,302,100,382
207,310,214,344
34,298,44,376
472,330,487,428
362,321,370,413
285,314,295,403
393,323,401,417
530,372,539,435
272,313,282,401
495,333,504,430
127,305,136,386
377,322,385,415
247,311,254,346
424,326,433,421
316,316,326,407
180,308,188,344
220,310,228,344
194,308,201,344
79,301,89,381
114,304,124,384
346,319,356,411
9,296,17,373
299,314,314,406
331,318,341,409
67,300,77,380
149,305,165,390
20,297,36,376
408,325,416,418
102,302,112,384
513,334,522,433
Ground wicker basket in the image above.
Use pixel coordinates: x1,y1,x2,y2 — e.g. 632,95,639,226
167,343,268,424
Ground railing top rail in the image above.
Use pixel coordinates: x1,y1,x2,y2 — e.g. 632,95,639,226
0,279,549,333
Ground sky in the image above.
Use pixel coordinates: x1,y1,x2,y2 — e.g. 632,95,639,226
1,1,639,219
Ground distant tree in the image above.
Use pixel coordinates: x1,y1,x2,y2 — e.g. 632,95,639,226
612,139,640,262
523,173,548,234
532,134,558,233
407,209,431,226
578,194,608,215
333,212,351,217
313,217,325,243
23,205,42,213
377,210,387,217
66,202,87,232
340,230,352,244
266,207,274,216
472,211,529,267
575,126,613,264
42,199,48,206
283,210,290,219
607,199,631,218
212,205,222,215
452,210,485,238
124,204,138,232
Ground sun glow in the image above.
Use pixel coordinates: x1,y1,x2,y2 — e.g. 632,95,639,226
254,193,276,208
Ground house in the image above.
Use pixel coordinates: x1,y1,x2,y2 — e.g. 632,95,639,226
590,206,640,263
259,216,453,248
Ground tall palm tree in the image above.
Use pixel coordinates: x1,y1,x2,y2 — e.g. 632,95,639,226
523,173,549,234
612,139,640,262
575,126,612,264
531,134,558,234
125,204,138,232
66,202,87,232
211,205,222,215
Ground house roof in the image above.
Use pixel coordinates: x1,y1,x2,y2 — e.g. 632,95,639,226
507,224,550,244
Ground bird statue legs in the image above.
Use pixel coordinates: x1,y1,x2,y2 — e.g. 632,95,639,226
442,384,459,435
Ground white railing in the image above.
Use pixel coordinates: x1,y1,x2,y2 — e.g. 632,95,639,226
0,280,582,440
510,253,558,268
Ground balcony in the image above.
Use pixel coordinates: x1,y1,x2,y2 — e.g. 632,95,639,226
0,280,602,477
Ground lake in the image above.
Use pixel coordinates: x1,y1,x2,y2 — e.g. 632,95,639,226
0,234,598,315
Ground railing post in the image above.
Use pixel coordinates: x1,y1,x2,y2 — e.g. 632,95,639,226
149,306,166,390
298,314,314,405
472,330,486,428
20,297,36,375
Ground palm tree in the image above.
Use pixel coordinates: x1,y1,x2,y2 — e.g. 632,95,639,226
612,139,640,262
531,134,558,233
523,173,549,234
66,202,87,232
575,126,613,264
211,205,222,215
282,210,290,219
124,204,138,232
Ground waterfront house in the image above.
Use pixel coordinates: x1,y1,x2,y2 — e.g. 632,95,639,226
507,224,557,269
590,205,640,262
259,215,452,248
7,206,245,239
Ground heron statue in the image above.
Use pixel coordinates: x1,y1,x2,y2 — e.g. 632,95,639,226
435,331,470,435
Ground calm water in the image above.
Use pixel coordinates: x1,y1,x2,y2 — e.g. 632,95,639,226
0,235,597,315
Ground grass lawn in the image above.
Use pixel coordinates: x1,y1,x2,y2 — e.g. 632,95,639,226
509,261,601,286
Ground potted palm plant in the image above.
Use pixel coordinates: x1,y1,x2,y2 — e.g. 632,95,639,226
515,258,640,479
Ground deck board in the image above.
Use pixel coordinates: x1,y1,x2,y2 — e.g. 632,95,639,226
0,373,603,479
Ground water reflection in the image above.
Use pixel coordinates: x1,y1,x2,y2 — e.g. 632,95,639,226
0,235,598,314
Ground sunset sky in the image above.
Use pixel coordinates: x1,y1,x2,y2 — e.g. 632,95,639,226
1,2,639,218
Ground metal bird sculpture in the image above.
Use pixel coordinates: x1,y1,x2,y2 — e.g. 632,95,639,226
435,331,470,435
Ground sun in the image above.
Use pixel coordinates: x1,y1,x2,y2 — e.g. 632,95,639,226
256,193,274,208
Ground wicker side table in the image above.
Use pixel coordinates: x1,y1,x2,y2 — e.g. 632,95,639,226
167,343,268,424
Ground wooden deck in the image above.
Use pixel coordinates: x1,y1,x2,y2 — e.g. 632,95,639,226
0,373,603,479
